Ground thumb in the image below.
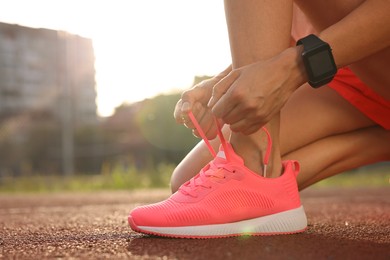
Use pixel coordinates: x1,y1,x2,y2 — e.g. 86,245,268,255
173,87,202,123
181,100,191,113
173,98,194,125
180,85,210,113
207,70,239,108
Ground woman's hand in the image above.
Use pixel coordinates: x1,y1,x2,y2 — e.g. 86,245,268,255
208,47,306,135
174,66,231,139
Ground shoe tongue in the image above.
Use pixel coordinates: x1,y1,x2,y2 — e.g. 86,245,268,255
216,150,226,159
215,143,244,164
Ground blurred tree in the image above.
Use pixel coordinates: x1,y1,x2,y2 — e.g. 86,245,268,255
0,92,202,177
135,94,199,165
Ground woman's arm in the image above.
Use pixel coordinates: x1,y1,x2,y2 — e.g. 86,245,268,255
317,0,390,67
210,0,390,133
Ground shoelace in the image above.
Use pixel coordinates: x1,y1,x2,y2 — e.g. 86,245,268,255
180,159,235,197
179,111,273,197
187,111,272,177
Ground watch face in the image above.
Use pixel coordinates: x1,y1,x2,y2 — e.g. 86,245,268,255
307,49,335,77
304,45,337,83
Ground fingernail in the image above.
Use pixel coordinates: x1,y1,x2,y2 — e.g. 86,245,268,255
182,101,190,112
192,130,200,139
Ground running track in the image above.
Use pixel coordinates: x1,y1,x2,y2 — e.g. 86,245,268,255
0,187,389,259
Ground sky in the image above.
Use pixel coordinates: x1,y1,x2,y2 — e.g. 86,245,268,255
0,0,231,116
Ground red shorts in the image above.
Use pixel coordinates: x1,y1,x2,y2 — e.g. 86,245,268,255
328,67,390,130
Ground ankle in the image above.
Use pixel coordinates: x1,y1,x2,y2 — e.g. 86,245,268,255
230,132,282,178
265,156,283,178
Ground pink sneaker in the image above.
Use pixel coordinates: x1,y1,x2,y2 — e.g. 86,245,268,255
128,112,307,238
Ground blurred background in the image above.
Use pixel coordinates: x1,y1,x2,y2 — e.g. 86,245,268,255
0,1,388,192
0,0,231,191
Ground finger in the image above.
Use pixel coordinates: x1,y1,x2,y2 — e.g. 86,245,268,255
211,88,238,120
229,117,250,133
229,115,270,135
174,85,209,124
192,116,219,140
207,70,240,108
174,99,196,125
204,118,222,139
188,103,217,138
199,109,218,139
174,99,185,124
221,98,262,125
181,86,209,113
186,101,218,139
183,102,207,129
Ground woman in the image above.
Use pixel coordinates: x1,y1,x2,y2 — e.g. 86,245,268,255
129,0,390,238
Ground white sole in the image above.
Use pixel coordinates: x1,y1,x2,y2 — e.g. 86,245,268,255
133,206,307,238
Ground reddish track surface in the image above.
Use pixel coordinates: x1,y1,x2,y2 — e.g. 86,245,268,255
0,187,389,259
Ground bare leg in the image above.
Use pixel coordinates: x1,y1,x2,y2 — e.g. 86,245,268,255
281,85,390,190
171,125,390,193
170,0,390,192
224,0,293,178
288,126,390,190
171,84,390,193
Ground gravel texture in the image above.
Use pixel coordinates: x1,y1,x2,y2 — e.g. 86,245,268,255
0,187,389,259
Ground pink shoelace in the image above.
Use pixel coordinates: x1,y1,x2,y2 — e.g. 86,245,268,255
187,111,272,176
180,111,273,198
179,160,235,197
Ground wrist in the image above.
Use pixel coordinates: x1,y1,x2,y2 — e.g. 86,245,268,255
296,34,338,88
278,46,308,91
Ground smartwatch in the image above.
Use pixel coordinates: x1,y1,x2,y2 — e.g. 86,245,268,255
296,34,337,88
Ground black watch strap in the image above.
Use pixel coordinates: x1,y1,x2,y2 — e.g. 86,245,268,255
297,34,326,50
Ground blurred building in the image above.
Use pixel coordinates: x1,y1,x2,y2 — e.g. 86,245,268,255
0,22,97,125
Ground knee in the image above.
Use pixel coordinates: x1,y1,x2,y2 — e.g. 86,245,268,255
170,158,203,193
170,167,183,194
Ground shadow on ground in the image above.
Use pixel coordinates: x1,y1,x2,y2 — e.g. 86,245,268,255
127,231,388,260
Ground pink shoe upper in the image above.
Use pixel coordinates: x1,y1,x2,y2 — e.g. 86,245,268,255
129,142,302,228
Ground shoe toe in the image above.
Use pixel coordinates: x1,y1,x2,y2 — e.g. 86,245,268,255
129,205,161,227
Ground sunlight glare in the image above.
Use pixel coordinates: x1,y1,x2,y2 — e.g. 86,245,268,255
0,0,231,117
